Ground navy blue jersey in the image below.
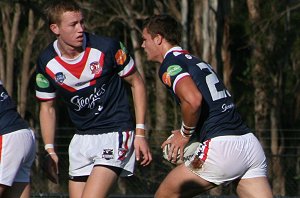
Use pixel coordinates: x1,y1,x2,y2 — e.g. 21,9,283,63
0,81,29,135
35,33,135,134
159,48,251,142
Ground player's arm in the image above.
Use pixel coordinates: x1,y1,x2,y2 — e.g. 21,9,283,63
162,76,202,162
123,70,152,166
176,76,202,129
39,99,59,179
123,70,146,136
39,100,57,155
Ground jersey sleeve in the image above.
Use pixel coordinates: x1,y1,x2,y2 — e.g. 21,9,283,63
113,41,136,77
160,59,190,94
35,55,56,101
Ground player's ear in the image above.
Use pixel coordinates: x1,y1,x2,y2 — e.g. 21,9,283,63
154,34,163,45
50,24,59,35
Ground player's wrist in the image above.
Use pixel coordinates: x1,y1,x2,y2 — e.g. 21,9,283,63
135,134,146,138
44,144,54,150
180,122,195,138
180,129,192,138
136,124,146,130
135,124,146,137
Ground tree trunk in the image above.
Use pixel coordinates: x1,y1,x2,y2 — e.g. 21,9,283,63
155,65,168,143
247,0,279,193
0,47,4,81
18,9,44,117
219,0,232,90
270,77,285,195
1,3,21,96
181,0,189,50
192,0,202,57
247,0,270,151
202,0,218,71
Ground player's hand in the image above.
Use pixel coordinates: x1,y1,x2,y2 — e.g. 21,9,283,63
161,130,190,163
42,152,59,184
49,152,59,174
134,135,152,166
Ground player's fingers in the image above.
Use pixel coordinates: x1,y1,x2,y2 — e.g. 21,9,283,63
50,154,59,174
147,151,153,164
55,162,59,174
172,147,180,163
135,147,141,161
169,144,179,162
140,149,151,166
168,144,174,160
179,147,184,161
161,139,171,149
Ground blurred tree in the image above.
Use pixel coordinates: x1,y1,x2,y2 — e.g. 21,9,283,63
0,2,21,96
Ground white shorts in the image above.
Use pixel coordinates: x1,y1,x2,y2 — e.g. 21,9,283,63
0,128,36,186
69,131,135,177
185,133,268,185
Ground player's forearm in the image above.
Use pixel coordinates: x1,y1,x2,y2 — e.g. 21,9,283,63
180,100,200,126
131,76,147,135
39,103,56,151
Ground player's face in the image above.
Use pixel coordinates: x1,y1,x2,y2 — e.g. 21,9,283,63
141,28,161,63
52,11,85,50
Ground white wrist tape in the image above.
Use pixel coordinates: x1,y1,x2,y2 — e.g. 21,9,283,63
44,144,54,150
135,134,145,138
136,124,146,130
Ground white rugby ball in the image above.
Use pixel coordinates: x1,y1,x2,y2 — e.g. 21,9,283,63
162,134,200,165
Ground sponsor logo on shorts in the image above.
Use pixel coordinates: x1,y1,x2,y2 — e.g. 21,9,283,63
118,148,128,161
102,149,114,160
36,73,50,88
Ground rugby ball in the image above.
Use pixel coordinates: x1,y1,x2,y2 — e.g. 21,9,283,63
162,134,200,165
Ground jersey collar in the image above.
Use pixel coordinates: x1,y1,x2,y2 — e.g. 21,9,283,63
164,46,189,58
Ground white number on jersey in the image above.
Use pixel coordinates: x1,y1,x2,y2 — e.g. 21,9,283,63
196,62,230,101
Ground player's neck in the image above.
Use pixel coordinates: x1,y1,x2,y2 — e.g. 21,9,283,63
57,40,83,59
162,44,179,60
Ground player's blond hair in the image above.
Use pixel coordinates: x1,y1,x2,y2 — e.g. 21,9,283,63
44,0,82,25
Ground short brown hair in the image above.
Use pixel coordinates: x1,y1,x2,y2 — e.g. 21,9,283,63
142,14,182,46
44,0,82,25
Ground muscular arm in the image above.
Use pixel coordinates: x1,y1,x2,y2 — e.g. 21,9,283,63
175,76,202,128
162,76,202,163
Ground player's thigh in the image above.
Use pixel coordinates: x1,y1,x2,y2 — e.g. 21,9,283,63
0,184,6,197
236,177,273,198
2,182,30,198
155,164,216,198
69,180,86,198
81,165,119,198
